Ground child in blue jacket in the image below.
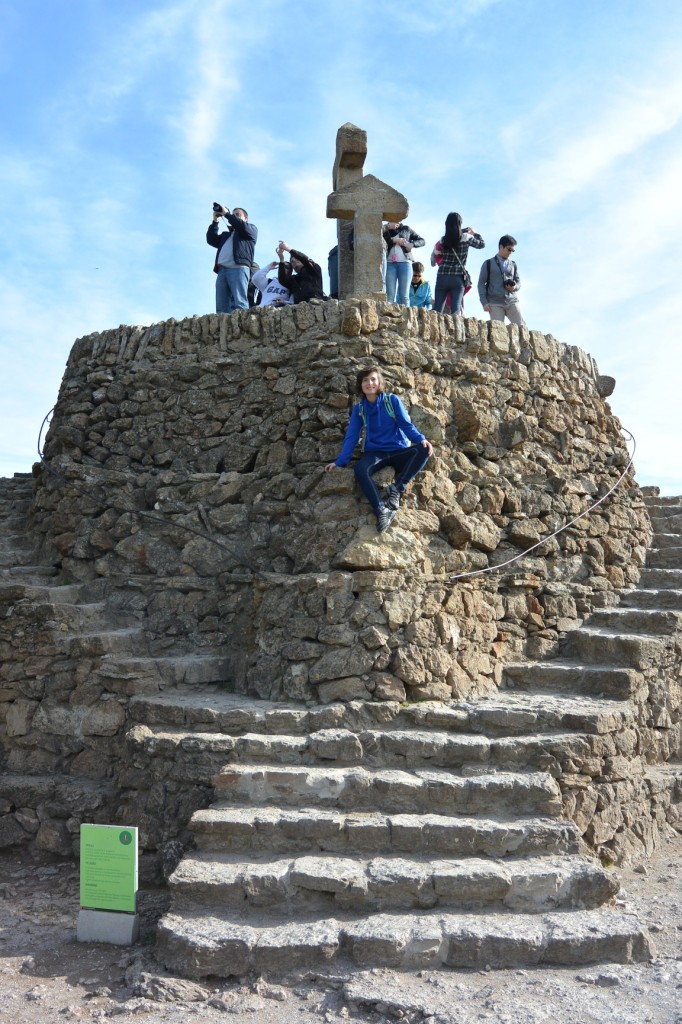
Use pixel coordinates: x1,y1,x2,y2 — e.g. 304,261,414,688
325,366,433,533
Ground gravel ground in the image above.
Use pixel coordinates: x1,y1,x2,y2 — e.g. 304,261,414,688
0,834,680,1024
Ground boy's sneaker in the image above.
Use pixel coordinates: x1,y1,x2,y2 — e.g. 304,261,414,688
376,507,396,533
385,484,401,511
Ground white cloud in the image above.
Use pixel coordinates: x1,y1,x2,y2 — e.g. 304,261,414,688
500,67,682,225
170,2,243,163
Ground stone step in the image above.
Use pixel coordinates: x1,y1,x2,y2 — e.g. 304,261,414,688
0,596,132,632
56,626,145,658
0,580,85,605
156,907,652,976
503,661,640,699
0,552,34,568
0,492,33,507
127,722,613,780
0,564,57,582
427,693,635,736
0,507,33,522
168,851,618,915
587,607,682,635
0,490,33,502
651,531,682,549
0,510,33,520
643,495,682,508
638,567,682,589
212,765,563,817
648,513,682,532
620,587,682,611
40,601,133,632
190,806,582,857
128,688,634,739
563,628,667,669
96,654,232,696
0,535,33,550
129,688,307,734
643,762,682,803
0,478,33,492
647,546,682,568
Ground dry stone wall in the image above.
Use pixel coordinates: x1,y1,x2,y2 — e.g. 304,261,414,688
32,299,649,706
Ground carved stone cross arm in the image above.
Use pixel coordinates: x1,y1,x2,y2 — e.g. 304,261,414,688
327,174,409,299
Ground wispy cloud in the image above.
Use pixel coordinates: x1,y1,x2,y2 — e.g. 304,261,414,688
169,1,243,164
499,64,682,225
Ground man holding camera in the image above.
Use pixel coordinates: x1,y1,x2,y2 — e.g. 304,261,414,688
207,204,258,313
477,235,525,327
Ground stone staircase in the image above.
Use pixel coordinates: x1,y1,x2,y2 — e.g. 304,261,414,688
0,473,230,856
3,474,680,972
148,687,656,977
150,493,682,978
0,473,120,848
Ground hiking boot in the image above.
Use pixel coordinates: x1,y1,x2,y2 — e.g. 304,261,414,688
376,507,396,533
385,484,401,511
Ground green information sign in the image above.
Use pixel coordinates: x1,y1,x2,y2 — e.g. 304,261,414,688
80,824,138,913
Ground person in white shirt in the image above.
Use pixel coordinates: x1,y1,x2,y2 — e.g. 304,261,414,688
251,258,293,307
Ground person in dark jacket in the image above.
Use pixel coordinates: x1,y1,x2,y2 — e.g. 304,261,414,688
207,205,258,313
277,241,326,303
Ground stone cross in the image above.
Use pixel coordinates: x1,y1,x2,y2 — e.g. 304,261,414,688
331,123,366,300
327,123,408,300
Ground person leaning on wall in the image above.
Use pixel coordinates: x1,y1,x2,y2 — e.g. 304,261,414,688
207,203,258,314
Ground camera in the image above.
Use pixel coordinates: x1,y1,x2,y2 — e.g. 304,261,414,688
213,202,229,214
503,276,515,287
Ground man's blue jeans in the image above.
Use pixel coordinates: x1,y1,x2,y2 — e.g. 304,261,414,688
216,265,250,313
385,261,411,305
354,446,431,513
434,272,466,314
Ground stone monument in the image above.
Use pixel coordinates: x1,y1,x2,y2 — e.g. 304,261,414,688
327,122,408,299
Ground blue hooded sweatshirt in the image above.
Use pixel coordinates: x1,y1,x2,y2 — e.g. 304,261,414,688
334,392,426,467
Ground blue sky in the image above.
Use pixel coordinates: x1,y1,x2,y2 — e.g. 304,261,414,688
1,0,681,492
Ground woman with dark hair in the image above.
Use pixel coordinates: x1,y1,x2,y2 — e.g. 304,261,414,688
277,241,326,303
431,212,484,314
324,366,433,534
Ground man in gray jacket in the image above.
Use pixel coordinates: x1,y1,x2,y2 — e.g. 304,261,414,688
477,235,525,326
